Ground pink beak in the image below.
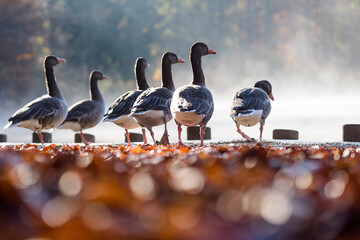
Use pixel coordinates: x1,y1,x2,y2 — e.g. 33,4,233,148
208,48,216,54
102,74,110,80
177,58,185,63
57,58,66,64
269,93,274,101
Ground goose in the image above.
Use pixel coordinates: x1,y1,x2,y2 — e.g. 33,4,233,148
130,52,184,145
230,80,274,142
4,55,68,145
58,71,109,144
170,42,216,146
103,57,150,144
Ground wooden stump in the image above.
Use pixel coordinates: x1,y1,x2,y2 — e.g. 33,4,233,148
273,129,299,140
187,126,211,140
75,133,95,143
343,124,360,142
33,132,52,143
125,132,143,143
0,134,7,142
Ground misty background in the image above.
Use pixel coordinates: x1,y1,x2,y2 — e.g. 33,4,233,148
1,0,360,143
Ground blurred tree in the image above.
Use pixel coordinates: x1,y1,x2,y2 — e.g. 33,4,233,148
1,0,360,105
0,0,42,106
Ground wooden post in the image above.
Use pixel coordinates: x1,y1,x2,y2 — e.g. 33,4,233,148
75,133,95,143
0,134,7,142
343,124,360,142
273,129,299,140
187,126,211,140
33,132,52,143
125,132,143,143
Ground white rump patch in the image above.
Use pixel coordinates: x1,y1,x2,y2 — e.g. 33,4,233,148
113,115,140,129
233,110,263,127
132,110,170,127
173,111,204,127
16,119,42,132
58,121,81,132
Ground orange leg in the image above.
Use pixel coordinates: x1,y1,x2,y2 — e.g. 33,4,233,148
141,128,148,144
37,131,44,145
176,121,184,146
259,123,264,142
199,125,206,146
148,128,156,144
125,129,131,146
160,117,169,145
237,127,254,142
80,130,90,145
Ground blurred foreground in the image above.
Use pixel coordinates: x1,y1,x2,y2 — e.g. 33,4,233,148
1,142,360,239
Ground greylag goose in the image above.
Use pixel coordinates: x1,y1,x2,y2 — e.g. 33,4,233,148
58,71,109,144
103,57,150,144
170,42,216,146
4,55,67,145
130,52,184,145
230,80,274,142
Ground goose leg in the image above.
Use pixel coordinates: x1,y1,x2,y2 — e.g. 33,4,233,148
141,128,148,144
160,117,169,145
80,130,90,145
37,131,44,145
259,123,264,142
125,129,131,146
200,125,206,147
148,127,156,144
176,121,184,146
237,127,253,142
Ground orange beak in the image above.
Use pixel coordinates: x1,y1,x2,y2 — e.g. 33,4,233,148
177,58,185,63
102,74,110,80
208,48,216,54
269,93,274,101
57,58,66,64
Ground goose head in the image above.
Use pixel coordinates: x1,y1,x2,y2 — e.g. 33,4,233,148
255,80,274,101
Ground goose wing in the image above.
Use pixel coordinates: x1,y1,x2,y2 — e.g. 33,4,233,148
64,100,102,123
172,85,214,116
231,88,270,118
104,90,141,121
131,87,173,115
8,95,65,124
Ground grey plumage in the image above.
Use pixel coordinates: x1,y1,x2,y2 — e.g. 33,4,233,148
131,87,173,117
103,57,149,126
4,55,68,142
59,70,108,134
231,87,271,120
170,42,216,146
60,99,105,130
6,95,67,131
103,90,142,121
230,80,274,142
130,52,184,145
172,84,214,124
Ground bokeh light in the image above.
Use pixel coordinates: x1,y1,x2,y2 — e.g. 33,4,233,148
169,167,205,194
130,171,156,201
58,171,83,197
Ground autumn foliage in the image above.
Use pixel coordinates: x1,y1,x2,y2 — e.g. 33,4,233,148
1,143,360,239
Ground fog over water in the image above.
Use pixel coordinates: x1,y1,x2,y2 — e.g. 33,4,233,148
1,0,360,143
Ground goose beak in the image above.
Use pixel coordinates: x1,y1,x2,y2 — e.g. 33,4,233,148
102,74,110,80
57,58,66,64
269,93,274,101
146,63,151,68
207,48,216,54
177,58,185,63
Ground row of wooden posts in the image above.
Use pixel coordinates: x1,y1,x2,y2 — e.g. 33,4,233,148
0,125,359,143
